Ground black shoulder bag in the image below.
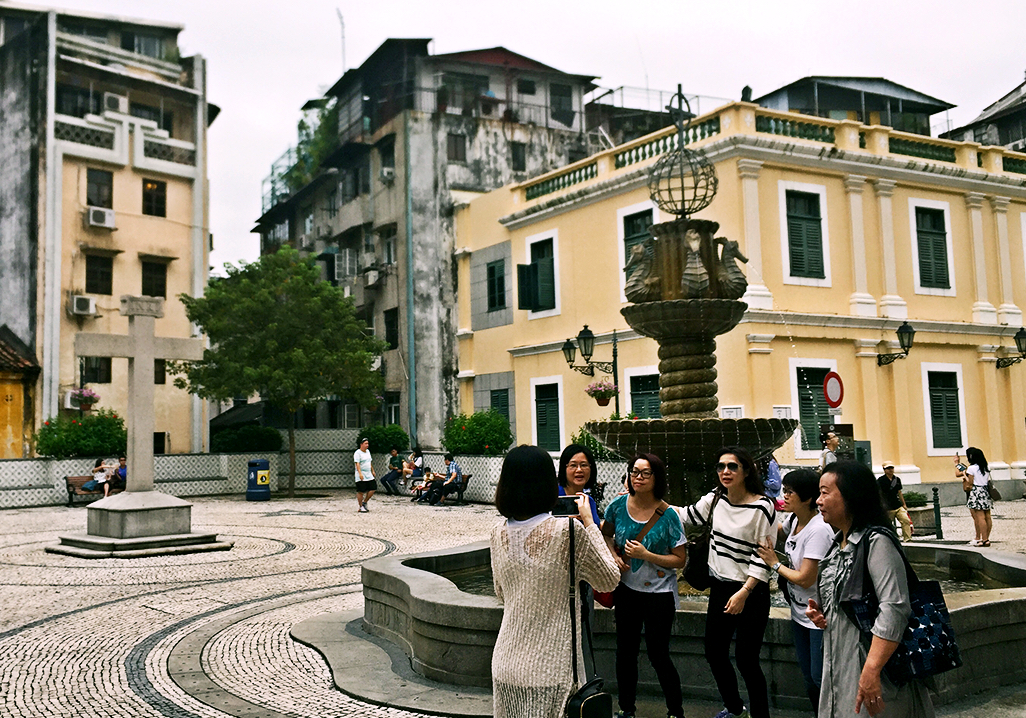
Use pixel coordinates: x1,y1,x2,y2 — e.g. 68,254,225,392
839,527,962,685
565,520,614,718
683,489,721,591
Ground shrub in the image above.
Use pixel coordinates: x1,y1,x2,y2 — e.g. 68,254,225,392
359,423,410,453
35,409,127,458
442,410,514,456
210,425,283,453
569,425,623,461
904,490,928,508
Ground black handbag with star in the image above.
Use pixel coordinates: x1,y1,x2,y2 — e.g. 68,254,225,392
841,527,962,685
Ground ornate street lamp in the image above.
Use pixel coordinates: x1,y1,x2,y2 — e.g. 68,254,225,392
996,327,1026,369
563,325,619,413
877,321,916,366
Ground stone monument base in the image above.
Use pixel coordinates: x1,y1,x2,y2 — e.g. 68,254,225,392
47,491,233,559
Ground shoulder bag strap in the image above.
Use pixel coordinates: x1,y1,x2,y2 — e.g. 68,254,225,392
568,518,578,688
705,490,722,532
633,500,671,545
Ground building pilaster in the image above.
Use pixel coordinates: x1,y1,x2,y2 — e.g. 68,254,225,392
845,175,876,316
989,196,1022,326
737,159,773,310
966,192,997,324
872,179,906,319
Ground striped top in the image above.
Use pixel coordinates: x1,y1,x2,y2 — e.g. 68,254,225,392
679,491,776,584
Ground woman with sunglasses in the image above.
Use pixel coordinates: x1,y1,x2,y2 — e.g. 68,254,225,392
601,453,687,718
680,446,776,718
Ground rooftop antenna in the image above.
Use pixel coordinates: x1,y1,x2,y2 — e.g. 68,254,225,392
336,9,346,73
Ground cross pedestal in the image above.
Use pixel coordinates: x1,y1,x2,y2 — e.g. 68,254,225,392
47,297,233,559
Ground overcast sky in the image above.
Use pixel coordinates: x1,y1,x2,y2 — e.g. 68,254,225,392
37,0,1026,272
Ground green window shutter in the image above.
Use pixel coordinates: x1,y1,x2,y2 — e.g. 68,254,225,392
796,367,830,450
534,255,556,310
630,374,661,419
786,191,824,279
928,372,961,448
535,384,560,451
487,260,506,311
517,263,538,310
916,208,948,289
490,388,510,422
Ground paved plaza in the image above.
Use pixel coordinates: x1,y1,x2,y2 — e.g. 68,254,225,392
2,491,1026,718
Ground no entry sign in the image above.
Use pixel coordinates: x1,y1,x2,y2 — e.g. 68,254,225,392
823,371,844,408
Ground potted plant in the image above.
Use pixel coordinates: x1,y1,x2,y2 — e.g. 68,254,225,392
903,490,935,536
585,379,617,407
71,387,100,411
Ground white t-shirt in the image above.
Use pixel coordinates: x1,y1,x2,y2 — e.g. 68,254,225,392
354,449,373,481
967,464,989,487
782,512,836,628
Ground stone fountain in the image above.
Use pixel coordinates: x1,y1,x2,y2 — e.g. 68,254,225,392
586,88,799,503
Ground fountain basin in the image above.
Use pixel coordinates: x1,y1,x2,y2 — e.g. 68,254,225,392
621,299,747,340
360,541,1026,709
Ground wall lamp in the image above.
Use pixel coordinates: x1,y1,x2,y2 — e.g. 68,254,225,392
562,325,620,412
996,327,1026,369
877,321,916,366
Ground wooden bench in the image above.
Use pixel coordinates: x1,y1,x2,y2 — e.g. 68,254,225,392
64,475,123,506
452,473,472,505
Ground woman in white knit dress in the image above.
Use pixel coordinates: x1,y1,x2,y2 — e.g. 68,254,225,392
490,445,620,718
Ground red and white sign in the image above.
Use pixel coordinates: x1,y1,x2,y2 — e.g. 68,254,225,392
823,371,844,408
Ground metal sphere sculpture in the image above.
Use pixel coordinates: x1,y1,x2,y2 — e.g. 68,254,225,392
648,87,718,218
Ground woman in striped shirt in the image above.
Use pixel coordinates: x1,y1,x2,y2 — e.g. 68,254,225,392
680,446,776,718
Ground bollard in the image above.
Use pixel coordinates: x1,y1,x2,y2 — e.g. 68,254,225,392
932,487,943,539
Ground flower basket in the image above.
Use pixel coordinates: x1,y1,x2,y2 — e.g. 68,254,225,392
585,379,617,403
70,387,100,410
595,396,610,407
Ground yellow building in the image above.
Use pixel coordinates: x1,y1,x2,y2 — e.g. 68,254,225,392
455,99,1026,488
0,7,216,456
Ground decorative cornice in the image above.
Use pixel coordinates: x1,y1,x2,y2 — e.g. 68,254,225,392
740,309,1026,339
965,192,985,210
843,175,867,194
737,158,763,180
507,328,644,358
854,339,880,357
746,333,774,354
990,196,1011,213
871,178,896,197
978,345,998,363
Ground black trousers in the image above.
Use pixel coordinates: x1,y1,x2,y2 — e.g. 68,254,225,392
613,583,683,717
704,577,770,718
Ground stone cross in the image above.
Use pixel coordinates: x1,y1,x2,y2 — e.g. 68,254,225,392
74,296,203,493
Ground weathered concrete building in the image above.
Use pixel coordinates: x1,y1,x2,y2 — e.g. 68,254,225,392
253,39,600,448
0,4,215,457
943,74,1026,152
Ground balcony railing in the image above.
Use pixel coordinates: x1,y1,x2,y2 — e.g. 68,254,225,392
143,139,196,166
614,116,721,169
524,162,597,200
889,137,957,163
54,119,115,150
755,113,835,143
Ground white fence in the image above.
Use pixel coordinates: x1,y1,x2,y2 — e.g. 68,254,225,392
0,427,634,510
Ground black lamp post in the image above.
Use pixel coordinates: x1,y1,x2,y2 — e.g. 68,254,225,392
563,325,619,414
877,321,916,366
996,327,1026,369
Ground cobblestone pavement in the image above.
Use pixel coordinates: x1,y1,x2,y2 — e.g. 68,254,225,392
1,492,1024,718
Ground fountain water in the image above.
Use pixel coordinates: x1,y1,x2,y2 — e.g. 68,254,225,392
587,88,798,502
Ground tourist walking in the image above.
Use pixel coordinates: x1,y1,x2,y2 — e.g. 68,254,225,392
602,453,687,718
755,469,833,714
490,445,619,718
353,437,375,513
877,462,912,542
680,446,775,718
956,447,993,547
806,461,935,717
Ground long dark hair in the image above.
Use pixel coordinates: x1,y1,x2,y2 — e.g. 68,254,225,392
966,447,989,475
495,445,558,519
827,460,892,535
557,444,598,492
713,446,763,496
626,453,667,499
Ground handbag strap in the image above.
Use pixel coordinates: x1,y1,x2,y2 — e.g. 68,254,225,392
568,518,579,687
633,500,671,544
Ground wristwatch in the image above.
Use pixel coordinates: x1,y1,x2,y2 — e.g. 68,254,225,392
771,562,782,572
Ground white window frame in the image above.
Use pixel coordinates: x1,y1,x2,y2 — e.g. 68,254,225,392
789,356,839,460
617,200,661,303
779,180,832,287
920,362,967,456
525,229,561,320
335,247,359,280
622,365,659,417
720,405,745,419
908,197,956,297
530,375,564,454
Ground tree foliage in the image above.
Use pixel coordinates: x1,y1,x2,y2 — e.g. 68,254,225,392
359,424,410,454
171,246,387,494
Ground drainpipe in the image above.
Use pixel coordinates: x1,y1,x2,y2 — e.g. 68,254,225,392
42,11,60,419
403,109,417,445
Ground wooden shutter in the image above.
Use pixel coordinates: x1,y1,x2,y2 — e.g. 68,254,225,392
630,375,661,419
534,256,556,310
535,384,560,451
517,263,537,310
490,388,510,422
928,372,961,448
796,367,830,450
786,191,825,279
916,208,948,289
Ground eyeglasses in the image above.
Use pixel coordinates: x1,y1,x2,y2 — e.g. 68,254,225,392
782,488,795,497
716,462,741,473
567,462,591,471
629,469,653,478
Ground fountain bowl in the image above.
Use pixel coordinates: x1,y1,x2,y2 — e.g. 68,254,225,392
621,298,747,340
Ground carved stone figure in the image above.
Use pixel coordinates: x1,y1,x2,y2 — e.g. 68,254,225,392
624,240,661,303
716,237,749,299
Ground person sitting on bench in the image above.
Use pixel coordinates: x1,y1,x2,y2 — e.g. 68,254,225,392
427,454,463,505
410,467,438,501
380,447,405,495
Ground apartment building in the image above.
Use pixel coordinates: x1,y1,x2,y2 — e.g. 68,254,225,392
0,4,215,457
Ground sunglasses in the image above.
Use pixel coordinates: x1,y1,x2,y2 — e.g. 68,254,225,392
716,462,741,473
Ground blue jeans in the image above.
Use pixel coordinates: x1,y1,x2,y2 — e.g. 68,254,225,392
380,470,402,495
791,621,823,711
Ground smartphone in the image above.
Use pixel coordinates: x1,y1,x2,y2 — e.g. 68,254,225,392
551,495,579,517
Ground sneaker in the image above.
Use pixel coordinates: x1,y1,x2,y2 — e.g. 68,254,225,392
362,502,370,512
358,504,368,513
969,539,982,546
712,708,749,718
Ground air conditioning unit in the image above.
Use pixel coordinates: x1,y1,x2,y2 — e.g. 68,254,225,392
103,92,129,114
63,391,80,410
364,269,381,287
87,206,116,230
380,166,395,183
71,295,96,315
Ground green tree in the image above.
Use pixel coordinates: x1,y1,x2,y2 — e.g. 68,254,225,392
171,246,387,497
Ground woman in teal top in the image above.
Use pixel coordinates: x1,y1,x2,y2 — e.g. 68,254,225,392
601,453,687,718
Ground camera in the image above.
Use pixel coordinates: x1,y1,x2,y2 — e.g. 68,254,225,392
551,495,579,517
